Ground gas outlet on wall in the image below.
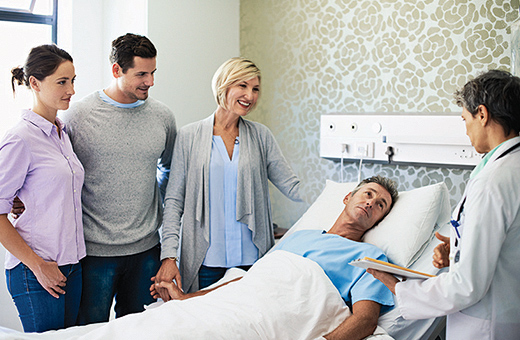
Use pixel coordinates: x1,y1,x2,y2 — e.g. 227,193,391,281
320,114,479,167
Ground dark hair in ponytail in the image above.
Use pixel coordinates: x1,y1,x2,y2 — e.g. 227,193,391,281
11,44,73,94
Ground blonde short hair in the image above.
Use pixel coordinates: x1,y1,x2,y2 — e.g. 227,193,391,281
211,57,261,111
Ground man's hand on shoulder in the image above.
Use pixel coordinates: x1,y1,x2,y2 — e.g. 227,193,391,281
10,196,25,219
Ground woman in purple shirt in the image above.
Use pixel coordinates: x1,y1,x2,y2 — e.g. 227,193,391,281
0,45,85,332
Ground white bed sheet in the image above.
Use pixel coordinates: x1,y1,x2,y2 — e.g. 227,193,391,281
0,251,393,340
1,178,450,340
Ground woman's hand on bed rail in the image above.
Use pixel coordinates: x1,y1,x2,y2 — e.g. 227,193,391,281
367,269,399,295
432,232,450,269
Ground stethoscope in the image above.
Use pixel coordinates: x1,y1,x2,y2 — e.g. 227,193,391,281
449,140,520,263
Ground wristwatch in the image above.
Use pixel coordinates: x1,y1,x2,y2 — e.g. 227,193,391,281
166,257,178,262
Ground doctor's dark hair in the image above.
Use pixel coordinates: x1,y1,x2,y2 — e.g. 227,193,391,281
351,175,399,213
109,33,157,73
454,69,520,136
11,44,73,94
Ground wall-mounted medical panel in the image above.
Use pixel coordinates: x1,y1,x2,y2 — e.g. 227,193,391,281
320,113,481,168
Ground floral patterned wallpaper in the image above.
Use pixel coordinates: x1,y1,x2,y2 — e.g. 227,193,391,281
240,0,519,228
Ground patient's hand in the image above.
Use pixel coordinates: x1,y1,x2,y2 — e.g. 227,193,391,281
150,277,243,302
152,281,187,301
432,232,450,269
152,258,182,301
367,269,399,294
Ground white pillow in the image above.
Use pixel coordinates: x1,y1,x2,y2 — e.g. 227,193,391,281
363,181,451,266
280,181,358,241
280,180,451,267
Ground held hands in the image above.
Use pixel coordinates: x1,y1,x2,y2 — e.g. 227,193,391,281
150,279,187,301
32,260,67,298
150,258,183,301
432,232,450,269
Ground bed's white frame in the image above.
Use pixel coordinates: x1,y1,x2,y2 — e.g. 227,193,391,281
427,317,446,340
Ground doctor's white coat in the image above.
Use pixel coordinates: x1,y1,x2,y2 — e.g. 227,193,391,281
395,137,520,340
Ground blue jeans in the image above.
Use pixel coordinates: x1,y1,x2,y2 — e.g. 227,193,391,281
77,245,160,325
198,265,251,289
6,262,82,333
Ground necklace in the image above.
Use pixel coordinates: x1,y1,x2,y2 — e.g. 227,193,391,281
214,125,239,144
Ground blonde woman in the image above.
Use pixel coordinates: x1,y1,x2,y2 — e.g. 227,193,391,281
152,58,302,297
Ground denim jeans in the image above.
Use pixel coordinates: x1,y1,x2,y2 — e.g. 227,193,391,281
77,245,161,325
6,262,82,333
198,264,251,289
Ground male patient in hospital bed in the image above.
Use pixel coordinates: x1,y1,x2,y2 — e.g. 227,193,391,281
150,175,397,340
0,176,396,340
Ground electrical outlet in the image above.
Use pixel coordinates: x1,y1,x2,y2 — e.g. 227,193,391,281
455,148,473,159
355,143,367,157
355,143,374,158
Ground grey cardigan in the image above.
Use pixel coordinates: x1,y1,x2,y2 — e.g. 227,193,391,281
161,113,301,292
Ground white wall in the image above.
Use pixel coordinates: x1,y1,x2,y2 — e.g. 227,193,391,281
0,0,239,331
148,0,240,128
62,0,148,101
101,0,149,88
0,217,22,331
65,0,240,126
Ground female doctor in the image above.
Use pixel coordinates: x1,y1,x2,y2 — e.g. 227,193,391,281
369,69,520,340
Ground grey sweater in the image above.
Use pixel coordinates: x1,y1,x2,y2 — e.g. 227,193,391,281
61,92,176,256
161,114,301,292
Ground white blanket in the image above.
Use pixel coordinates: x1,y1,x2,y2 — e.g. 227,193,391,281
0,251,392,340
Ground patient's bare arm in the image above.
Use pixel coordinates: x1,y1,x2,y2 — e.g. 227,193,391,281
323,300,380,340
151,277,242,301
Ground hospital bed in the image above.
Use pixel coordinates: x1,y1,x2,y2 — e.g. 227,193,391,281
274,180,451,340
0,180,451,340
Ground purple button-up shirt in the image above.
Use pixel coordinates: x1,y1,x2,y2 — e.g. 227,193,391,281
0,109,86,269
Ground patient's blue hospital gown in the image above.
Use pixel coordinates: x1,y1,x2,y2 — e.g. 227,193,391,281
275,230,394,314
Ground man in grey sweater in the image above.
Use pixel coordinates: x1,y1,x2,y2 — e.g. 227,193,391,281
61,33,177,324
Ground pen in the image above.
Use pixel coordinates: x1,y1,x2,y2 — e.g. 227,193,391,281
450,219,461,238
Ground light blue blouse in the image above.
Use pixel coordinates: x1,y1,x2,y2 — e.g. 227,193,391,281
203,136,258,267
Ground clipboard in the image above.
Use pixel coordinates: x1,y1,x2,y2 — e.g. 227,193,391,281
349,257,436,279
